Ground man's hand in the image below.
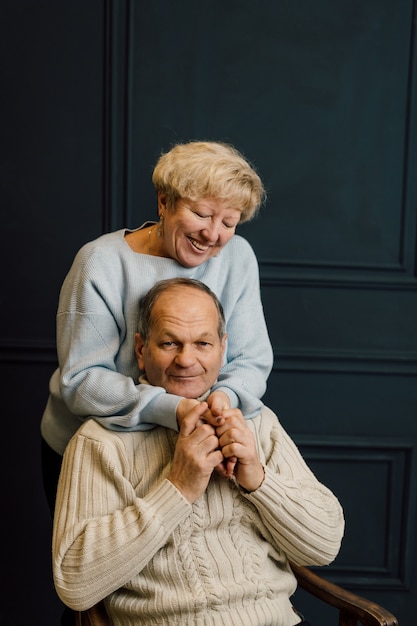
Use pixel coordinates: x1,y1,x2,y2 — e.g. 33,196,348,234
168,402,224,503
216,409,265,492
203,391,237,478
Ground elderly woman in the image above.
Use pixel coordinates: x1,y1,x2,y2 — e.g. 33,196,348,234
40,140,273,513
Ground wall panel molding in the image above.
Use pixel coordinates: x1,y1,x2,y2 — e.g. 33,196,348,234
259,262,417,291
273,348,417,376
0,340,57,365
2,344,416,374
102,0,132,232
258,6,417,291
295,437,417,590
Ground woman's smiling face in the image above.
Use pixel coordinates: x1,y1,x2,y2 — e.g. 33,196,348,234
158,193,242,268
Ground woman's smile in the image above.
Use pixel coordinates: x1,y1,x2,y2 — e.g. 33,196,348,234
159,196,241,267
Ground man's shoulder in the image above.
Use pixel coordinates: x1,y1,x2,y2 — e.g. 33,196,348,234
248,406,279,435
72,419,162,453
72,418,109,442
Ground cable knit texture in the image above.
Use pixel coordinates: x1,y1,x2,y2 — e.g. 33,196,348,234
53,407,345,625
40,227,273,455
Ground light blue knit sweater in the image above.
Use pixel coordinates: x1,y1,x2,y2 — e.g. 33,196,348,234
41,228,273,455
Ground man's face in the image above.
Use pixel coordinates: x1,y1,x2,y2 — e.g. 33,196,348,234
135,286,226,399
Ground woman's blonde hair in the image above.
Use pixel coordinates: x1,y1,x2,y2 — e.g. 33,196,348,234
152,141,266,223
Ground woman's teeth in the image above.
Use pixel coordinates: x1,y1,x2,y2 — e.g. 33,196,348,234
188,237,208,251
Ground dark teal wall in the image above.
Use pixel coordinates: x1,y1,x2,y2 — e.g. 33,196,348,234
1,1,416,623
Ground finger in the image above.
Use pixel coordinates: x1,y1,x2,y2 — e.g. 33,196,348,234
201,408,226,426
216,415,245,439
217,427,242,447
216,408,244,426
220,441,241,460
180,402,209,436
225,456,237,477
214,461,230,479
207,391,230,416
214,455,238,480
209,401,228,416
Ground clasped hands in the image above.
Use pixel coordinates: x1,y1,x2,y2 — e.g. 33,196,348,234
171,392,265,504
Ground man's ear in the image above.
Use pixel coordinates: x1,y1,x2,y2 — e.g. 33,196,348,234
134,333,146,371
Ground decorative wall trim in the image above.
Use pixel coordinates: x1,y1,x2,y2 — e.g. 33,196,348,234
2,341,417,375
259,264,417,291
274,348,417,376
0,340,57,364
102,0,131,232
295,437,417,590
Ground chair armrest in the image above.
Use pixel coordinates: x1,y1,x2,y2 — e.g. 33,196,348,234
290,562,398,626
75,600,111,626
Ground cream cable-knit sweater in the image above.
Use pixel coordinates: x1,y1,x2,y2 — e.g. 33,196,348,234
53,407,344,626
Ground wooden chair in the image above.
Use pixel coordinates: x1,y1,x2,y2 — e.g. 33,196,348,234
75,600,110,626
290,562,398,626
75,563,398,626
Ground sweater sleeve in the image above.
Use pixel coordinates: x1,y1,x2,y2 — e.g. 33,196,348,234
210,238,273,418
243,408,345,566
52,427,191,610
55,239,185,432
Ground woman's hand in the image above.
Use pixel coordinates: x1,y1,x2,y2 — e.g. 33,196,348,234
176,398,201,427
176,391,229,428
204,390,230,424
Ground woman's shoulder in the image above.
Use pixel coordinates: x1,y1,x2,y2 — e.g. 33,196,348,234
69,229,138,272
219,234,259,270
229,233,256,252
219,233,256,259
76,229,127,257
60,229,137,289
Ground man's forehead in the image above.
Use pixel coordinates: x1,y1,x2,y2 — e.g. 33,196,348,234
152,310,218,333
153,287,217,314
150,287,219,334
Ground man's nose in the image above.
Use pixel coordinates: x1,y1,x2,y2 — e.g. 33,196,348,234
175,346,196,367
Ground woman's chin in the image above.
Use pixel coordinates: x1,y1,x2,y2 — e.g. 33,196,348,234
176,243,215,268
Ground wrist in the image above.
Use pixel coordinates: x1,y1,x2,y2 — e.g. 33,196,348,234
238,464,265,493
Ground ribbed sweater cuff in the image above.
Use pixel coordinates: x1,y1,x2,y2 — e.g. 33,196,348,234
145,478,191,533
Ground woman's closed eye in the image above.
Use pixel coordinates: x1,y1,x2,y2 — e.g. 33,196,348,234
193,211,236,230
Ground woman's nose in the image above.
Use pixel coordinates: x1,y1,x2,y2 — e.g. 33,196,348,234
201,221,220,242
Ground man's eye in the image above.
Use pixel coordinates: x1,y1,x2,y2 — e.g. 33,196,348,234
162,341,176,347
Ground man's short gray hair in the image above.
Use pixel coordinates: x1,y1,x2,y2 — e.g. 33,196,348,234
138,278,226,343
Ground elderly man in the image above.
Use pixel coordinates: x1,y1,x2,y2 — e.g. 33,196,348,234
53,278,344,626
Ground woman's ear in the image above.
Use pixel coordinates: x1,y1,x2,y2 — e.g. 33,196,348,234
157,191,168,216
134,333,146,371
